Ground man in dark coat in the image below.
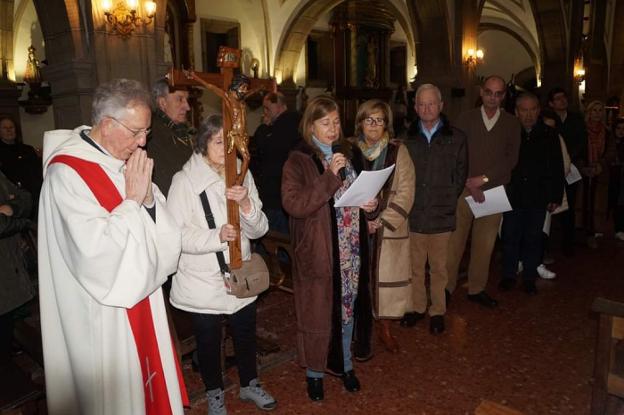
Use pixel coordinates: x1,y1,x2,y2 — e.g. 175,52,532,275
403,83,467,335
547,87,587,256
251,92,301,233
500,93,564,294
147,78,193,197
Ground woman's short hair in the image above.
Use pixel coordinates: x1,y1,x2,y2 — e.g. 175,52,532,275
194,114,223,155
354,99,394,138
300,95,342,146
92,79,151,125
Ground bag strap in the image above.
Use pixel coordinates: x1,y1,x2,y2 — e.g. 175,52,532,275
199,191,230,275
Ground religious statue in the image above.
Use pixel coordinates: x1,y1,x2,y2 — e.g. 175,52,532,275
24,45,42,85
189,72,259,185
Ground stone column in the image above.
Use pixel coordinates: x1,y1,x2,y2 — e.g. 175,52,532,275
0,0,19,121
348,23,357,88
0,0,14,77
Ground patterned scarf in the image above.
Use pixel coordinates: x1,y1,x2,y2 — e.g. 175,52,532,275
358,133,389,171
313,138,361,324
155,109,196,148
586,121,606,164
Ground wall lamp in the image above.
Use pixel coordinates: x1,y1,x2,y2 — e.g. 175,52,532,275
102,0,156,39
465,48,484,67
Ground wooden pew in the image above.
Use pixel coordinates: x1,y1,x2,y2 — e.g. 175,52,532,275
256,230,294,293
591,297,624,414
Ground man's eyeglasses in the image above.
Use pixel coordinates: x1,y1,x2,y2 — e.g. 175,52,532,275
109,117,151,138
483,89,505,98
364,117,385,126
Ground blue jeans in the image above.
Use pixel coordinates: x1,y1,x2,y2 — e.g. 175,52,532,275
306,319,354,378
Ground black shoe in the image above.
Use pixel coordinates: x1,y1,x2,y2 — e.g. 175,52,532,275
342,370,360,392
498,278,516,291
306,377,324,401
523,280,538,295
429,315,445,335
445,289,452,307
467,291,498,308
399,311,425,327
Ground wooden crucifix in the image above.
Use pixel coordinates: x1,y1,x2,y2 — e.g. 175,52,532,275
166,47,276,269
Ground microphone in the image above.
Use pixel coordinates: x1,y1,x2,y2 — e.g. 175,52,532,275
331,142,346,180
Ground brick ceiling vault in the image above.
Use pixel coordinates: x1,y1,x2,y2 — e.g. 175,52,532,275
274,0,416,86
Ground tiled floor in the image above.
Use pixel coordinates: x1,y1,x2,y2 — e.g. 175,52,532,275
4,236,623,414
186,236,624,414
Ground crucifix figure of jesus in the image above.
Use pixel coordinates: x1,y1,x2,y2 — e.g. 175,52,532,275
165,47,276,268
189,72,259,185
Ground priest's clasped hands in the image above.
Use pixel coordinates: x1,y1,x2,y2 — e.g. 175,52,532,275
124,148,155,206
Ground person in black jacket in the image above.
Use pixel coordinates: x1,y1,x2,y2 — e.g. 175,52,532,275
403,84,467,334
547,88,587,256
0,114,42,217
500,93,565,295
251,92,301,234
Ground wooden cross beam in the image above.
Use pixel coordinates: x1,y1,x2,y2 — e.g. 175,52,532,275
166,47,276,269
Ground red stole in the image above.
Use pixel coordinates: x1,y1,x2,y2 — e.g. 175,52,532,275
49,154,189,413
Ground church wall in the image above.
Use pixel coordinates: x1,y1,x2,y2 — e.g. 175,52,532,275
13,0,53,149
192,1,267,134
476,29,534,84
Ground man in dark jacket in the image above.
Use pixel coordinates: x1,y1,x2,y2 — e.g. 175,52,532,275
548,87,587,256
251,92,301,234
500,93,564,294
402,84,467,334
147,78,193,197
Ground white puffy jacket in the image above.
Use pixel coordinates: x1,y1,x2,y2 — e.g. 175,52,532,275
167,152,268,314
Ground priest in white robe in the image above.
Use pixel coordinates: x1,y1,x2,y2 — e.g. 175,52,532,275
38,79,188,415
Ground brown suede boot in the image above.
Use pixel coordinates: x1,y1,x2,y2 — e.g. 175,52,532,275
377,319,399,353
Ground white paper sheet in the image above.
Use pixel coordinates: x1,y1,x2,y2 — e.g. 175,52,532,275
566,163,582,185
543,211,552,235
465,185,512,219
334,164,395,207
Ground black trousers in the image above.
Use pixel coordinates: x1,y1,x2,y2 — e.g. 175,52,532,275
502,208,546,281
615,205,624,233
582,176,599,235
0,311,14,366
191,301,257,390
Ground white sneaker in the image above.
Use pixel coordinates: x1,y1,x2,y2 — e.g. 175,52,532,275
615,232,624,241
537,264,556,280
239,378,277,411
206,388,227,415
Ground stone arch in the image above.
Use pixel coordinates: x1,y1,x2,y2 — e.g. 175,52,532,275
527,0,574,93
274,0,417,87
31,0,95,128
478,23,539,78
478,0,541,81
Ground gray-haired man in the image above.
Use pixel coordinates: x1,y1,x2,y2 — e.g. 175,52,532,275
38,79,187,415
402,83,467,334
147,78,193,196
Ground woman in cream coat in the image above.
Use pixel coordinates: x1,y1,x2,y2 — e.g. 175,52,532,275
167,114,276,415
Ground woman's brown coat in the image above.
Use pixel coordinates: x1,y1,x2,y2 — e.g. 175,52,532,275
367,141,415,318
281,140,372,372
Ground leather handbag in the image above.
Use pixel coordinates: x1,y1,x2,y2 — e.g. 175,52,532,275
199,191,269,298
